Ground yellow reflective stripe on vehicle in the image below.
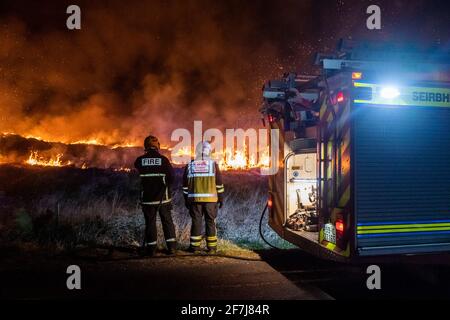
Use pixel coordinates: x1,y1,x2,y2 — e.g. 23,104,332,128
319,99,327,119
340,130,350,153
327,112,333,123
353,82,450,108
141,199,172,205
319,228,350,257
338,186,350,207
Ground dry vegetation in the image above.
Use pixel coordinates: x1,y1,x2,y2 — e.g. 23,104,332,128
0,165,290,252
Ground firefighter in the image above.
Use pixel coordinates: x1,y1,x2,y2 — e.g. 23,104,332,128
182,141,224,254
134,135,177,256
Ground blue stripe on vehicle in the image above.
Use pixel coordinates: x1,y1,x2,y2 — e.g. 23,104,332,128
357,230,450,238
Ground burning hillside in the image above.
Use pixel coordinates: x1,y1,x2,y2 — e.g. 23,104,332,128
0,133,270,171
0,133,143,170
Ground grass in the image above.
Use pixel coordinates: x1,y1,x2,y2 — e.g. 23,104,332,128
0,165,293,254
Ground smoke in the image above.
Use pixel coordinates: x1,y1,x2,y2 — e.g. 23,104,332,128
0,0,449,148
0,0,268,146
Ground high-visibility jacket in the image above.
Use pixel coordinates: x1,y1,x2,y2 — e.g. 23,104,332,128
182,158,224,203
134,149,173,206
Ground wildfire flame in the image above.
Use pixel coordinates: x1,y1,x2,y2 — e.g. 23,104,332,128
113,167,132,172
111,143,139,149
23,151,134,171
1,132,138,149
171,146,270,171
218,147,270,171
2,133,270,171
72,139,103,145
25,151,72,167
72,139,138,148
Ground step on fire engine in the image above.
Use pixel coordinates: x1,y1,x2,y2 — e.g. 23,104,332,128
261,39,450,261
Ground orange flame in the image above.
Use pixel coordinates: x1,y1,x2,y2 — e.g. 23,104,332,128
113,167,132,172
218,147,270,171
72,139,103,145
25,151,72,167
1,132,138,149
171,146,270,171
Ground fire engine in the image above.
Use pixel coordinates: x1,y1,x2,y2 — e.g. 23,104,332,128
260,40,450,261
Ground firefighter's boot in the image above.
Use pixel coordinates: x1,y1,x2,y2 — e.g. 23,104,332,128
188,245,202,253
166,240,177,255
142,243,157,257
189,235,202,253
206,236,218,254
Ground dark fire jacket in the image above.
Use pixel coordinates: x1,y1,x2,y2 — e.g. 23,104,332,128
134,149,173,205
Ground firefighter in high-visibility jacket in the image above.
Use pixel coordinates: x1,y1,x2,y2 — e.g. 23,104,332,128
134,135,177,256
183,141,224,253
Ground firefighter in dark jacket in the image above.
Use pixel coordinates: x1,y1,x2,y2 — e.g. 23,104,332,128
135,135,177,256
183,141,224,254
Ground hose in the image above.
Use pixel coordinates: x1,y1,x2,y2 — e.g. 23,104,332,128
259,203,283,250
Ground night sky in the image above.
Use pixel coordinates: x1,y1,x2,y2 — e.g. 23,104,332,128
0,0,449,145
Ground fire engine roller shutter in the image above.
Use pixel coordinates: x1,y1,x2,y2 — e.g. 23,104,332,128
354,104,450,255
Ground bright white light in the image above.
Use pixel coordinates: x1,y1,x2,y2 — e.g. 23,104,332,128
380,86,400,99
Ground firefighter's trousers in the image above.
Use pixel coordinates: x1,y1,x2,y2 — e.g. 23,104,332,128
189,202,218,249
142,203,176,249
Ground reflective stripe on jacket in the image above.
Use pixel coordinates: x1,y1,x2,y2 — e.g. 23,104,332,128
183,158,224,203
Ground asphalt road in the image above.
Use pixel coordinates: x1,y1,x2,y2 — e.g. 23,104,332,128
260,249,450,300
0,247,330,300
2,246,450,300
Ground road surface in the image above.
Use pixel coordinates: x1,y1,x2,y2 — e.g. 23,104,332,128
2,246,450,299
0,246,330,300
260,249,450,299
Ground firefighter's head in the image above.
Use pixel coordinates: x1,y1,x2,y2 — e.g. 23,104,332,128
195,141,212,159
144,135,160,151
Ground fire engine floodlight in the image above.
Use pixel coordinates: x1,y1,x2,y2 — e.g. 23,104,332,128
380,86,400,99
